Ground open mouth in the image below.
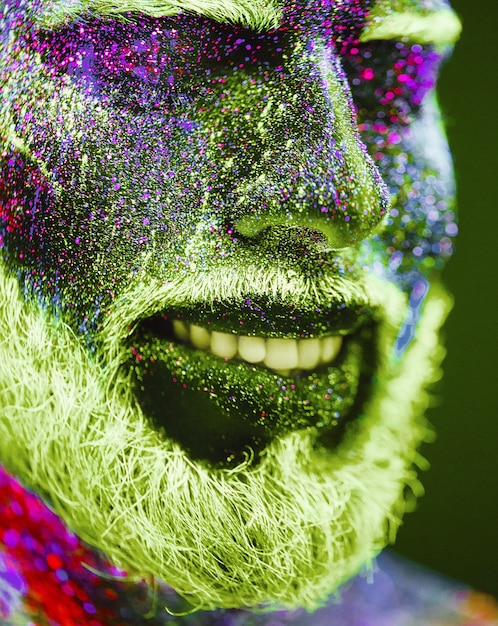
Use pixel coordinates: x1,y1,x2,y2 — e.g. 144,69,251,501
144,317,344,377
126,301,377,467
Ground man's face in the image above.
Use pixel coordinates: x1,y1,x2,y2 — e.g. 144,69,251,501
0,0,460,612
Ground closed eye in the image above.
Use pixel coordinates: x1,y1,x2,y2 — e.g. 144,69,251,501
32,16,199,111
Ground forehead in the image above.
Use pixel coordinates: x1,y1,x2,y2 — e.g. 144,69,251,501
35,0,454,32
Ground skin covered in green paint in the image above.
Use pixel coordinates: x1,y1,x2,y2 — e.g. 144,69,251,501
0,0,459,616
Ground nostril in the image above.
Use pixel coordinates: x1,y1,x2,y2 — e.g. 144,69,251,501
235,213,358,250
292,226,328,243
234,224,336,259
275,226,330,249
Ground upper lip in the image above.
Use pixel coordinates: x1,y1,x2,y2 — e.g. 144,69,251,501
106,263,378,346
136,296,375,339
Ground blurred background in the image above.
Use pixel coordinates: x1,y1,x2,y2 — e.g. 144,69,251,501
394,0,498,597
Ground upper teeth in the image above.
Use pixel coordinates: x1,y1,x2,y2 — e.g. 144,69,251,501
172,320,343,376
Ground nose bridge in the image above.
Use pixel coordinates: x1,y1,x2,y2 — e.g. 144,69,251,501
232,41,390,249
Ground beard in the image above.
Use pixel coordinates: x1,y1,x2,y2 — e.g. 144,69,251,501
0,260,451,613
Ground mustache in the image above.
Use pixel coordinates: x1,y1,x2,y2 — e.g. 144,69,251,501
99,260,406,350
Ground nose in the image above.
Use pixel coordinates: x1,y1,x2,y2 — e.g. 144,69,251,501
230,44,390,249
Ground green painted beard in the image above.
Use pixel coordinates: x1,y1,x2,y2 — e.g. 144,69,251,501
0,0,460,614
0,260,451,610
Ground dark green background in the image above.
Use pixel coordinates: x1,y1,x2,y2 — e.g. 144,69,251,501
394,0,498,596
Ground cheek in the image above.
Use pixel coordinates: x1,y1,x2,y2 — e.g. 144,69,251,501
0,150,138,309
1,44,212,288
0,154,55,258
0,114,217,327
357,110,457,289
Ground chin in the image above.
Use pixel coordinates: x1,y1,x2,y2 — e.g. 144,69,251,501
0,259,452,612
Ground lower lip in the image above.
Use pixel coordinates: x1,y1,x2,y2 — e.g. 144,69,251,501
125,324,376,467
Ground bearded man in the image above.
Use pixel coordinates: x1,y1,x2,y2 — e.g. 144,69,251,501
2,0,490,624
